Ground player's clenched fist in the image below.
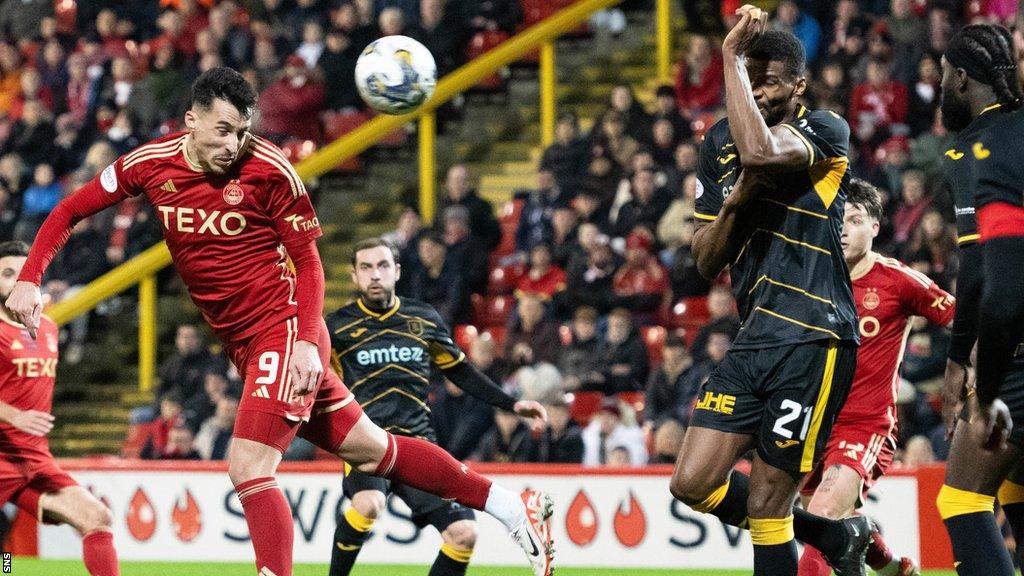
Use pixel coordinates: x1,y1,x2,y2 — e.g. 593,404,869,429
723,4,768,55
5,281,42,339
9,409,54,437
289,340,323,397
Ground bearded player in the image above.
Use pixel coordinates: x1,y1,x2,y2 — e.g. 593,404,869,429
935,24,1024,576
796,179,953,576
327,238,550,576
0,241,118,576
675,7,869,575
6,67,554,576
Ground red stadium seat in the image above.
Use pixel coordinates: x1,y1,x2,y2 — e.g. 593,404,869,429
521,0,556,27
670,297,711,330
640,325,667,366
454,324,479,351
569,391,603,426
466,32,509,90
471,294,514,327
322,110,372,171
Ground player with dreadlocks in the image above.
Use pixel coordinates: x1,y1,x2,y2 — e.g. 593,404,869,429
938,22,1024,576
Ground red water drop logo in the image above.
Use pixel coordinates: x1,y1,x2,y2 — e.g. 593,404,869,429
172,489,202,542
127,488,157,541
565,489,598,546
613,490,646,548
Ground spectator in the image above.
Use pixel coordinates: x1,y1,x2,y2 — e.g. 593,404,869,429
14,162,60,241
591,111,638,170
535,395,583,463
471,407,536,463
613,168,670,239
463,0,521,35
650,417,686,464
903,210,955,288
257,54,324,143
891,169,933,245
515,168,570,255
885,0,926,49
668,219,711,300
414,0,466,77
643,335,692,434
607,84,650,143
849,58,907,141
0,0,52,42
0,43,21,116
194,396,237,460
140,391,185,459
590,308,649,394
512,361,562,405
901,315,950,385
558,239,618,315
605,445,632,467
612,230,669,322
130,44,190,135
296,20,326,69
689,286,740,361
650,85,692,146
559,306,603,391
674,34,723,116
580,153,620,224
437,164,501,251
10,68,53,120
540,112,588,192
772,0,821,64
582,398,647,467
650,119,678,169
675,329,732,425
182,370,231,432
549,205,580,270
251,38,281,93
161,424,202,460
156,324,216,402
808,59,850,116
2,100,55,166
378,7,412,37
383,206,423,296
658,173,698,251
432,336,502,459
663,141,699,196
907,55,940,138
99,57,137,111
317,29,359,111
505,293,561,367
62,53,96,127
41,217,108,363
442,205,489,294
515,243,566,301
409,231,467,325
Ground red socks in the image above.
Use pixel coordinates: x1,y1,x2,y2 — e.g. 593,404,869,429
82,530,119,576
797,545,831,576
236,477,293,576
866,527,895,569
374,433,492,510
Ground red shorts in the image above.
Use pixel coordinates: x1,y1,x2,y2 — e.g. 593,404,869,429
227,318,364,454
801,417,896,506
0,455,78,524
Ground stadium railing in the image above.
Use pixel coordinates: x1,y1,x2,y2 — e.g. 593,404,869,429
46,0,676,392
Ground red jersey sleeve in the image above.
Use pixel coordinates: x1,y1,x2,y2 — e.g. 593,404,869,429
899,266,956,327
19,158,144,285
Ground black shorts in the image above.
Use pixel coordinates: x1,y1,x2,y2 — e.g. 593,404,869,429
689,339,857,473
343,465,475,531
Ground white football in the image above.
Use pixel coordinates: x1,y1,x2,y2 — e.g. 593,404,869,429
355,35,437,115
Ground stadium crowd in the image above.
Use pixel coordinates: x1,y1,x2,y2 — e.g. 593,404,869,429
0,0,1003,466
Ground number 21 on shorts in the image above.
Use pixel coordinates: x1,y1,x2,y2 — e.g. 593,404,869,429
773,399,813,441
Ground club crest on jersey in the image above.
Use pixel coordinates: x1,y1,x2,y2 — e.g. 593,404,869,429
862,289,880,310
223,181,244,205
407,319,424,336
46,334,57,354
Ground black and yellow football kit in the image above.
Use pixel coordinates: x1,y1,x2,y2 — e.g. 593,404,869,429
327,297,519,540
691,105,858,473
944,103,1024,447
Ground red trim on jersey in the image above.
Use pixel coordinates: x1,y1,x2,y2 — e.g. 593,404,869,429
18,179,121,285
978,202,1024,241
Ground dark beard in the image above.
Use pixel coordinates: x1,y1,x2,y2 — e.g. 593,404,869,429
940,93,973,132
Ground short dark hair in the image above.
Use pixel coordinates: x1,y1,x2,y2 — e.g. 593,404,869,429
351,237,398,266
0,241,29,260
190,67,257,117
747,30,806,78
665,334,686,349
846,178,883,221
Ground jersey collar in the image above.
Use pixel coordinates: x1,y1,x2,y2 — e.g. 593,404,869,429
357,297,401,321
848,251,877,281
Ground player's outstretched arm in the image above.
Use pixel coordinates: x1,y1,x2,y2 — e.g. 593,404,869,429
441,362,548,432
722,6,810,171
0,401,54,436
284,237,326,396
8,179,124,338
943,243,983,436
692,171,759,279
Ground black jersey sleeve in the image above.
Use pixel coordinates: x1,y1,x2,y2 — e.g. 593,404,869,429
424,308,467,369
779,109,850,166
949,243,982,364
975,119,1024,211
694,124,727,222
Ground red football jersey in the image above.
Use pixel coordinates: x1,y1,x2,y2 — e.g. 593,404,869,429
840,254,955,425
0,316,59,458
100,132,322,342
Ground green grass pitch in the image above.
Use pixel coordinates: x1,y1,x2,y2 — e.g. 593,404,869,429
5,559,960,576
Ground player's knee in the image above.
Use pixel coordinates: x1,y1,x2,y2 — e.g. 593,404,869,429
747,476,794,518
351,491,386,520
806,498,846,520
669,466,721,505
78,501,113,534
444,520,478,551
